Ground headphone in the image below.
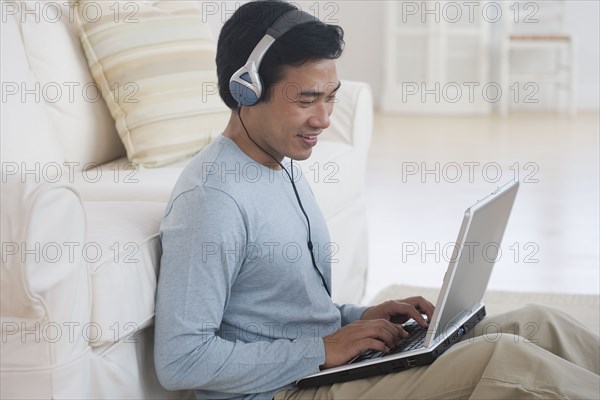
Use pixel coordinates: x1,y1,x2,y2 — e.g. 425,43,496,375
229,9,332,297
229,9,317,106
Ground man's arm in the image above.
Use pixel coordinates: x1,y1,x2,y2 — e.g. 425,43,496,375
154,187,324,394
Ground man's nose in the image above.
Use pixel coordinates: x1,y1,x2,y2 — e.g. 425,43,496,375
308,102,332,130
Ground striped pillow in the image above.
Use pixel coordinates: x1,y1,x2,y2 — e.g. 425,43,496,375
75,1,230,167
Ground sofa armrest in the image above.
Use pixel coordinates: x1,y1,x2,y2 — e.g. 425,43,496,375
1,177,91,368
321,80,373,152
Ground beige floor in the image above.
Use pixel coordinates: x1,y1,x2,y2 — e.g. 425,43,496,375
362,111,600,304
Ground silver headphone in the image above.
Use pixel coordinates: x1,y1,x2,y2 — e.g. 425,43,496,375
228,10,317,106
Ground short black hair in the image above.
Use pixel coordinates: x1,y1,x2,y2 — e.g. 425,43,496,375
216,0,345,110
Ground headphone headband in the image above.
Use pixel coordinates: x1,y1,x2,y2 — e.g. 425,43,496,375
229,10,319,107
267,10,318,39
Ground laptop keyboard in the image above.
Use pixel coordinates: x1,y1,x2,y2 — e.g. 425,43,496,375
350,321,427,363
388,322,427,353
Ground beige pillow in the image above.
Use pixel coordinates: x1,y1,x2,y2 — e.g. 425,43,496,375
75,1,229,167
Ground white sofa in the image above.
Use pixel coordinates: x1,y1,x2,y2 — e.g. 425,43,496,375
0,2,373,398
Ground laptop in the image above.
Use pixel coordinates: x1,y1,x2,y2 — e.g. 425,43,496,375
296,179,520,388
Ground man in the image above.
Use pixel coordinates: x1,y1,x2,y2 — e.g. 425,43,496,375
154,1,599,399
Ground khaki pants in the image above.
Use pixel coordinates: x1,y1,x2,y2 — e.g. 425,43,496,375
275,304,600,399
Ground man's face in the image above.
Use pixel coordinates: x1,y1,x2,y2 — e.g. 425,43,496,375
246,59,340,162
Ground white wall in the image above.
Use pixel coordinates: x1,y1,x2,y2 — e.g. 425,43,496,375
204,1,599,111
564,0,600,110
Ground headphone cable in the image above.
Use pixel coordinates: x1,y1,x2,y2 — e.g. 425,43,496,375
236,105,331,297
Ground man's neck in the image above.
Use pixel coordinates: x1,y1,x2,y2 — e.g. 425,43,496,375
222,111,283,170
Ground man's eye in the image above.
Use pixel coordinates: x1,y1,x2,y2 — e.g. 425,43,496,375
299,100,314,105
326,96,337,103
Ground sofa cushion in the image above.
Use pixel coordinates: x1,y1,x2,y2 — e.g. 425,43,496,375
84,201,165,346
16,1,125,166
75,0,230,168
1,12,64,166
69,157,189,203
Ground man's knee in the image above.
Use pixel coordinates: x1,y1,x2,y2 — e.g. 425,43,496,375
519,303,558,316
476,304,567,338
515,303,571,329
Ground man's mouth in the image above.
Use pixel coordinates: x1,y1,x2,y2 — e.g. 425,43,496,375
298,133,319,147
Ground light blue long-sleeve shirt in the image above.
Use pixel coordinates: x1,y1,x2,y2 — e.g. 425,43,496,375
154,135,367,399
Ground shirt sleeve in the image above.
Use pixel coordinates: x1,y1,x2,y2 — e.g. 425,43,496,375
335,303,370,326
154,187,325,395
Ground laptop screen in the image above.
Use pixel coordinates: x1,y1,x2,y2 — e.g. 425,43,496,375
429,180,520,342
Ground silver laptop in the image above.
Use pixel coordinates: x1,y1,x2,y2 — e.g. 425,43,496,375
297,179,520,388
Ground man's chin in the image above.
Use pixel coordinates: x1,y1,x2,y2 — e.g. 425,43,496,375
291,150,313,161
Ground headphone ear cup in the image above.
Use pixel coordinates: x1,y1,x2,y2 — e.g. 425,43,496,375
229,67,262,106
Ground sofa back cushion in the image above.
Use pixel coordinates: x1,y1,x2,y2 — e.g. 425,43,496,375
75,0,230,168
15,2,125,167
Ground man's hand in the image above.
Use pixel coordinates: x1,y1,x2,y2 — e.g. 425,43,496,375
360,296,435,328
320,297,435,370
320,319,404,369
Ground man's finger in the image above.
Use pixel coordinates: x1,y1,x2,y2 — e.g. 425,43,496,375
394,323,409,338
399,296,435,323
393,301,429,328
359,338,389,354
368,320,403,347
413,297,435,322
